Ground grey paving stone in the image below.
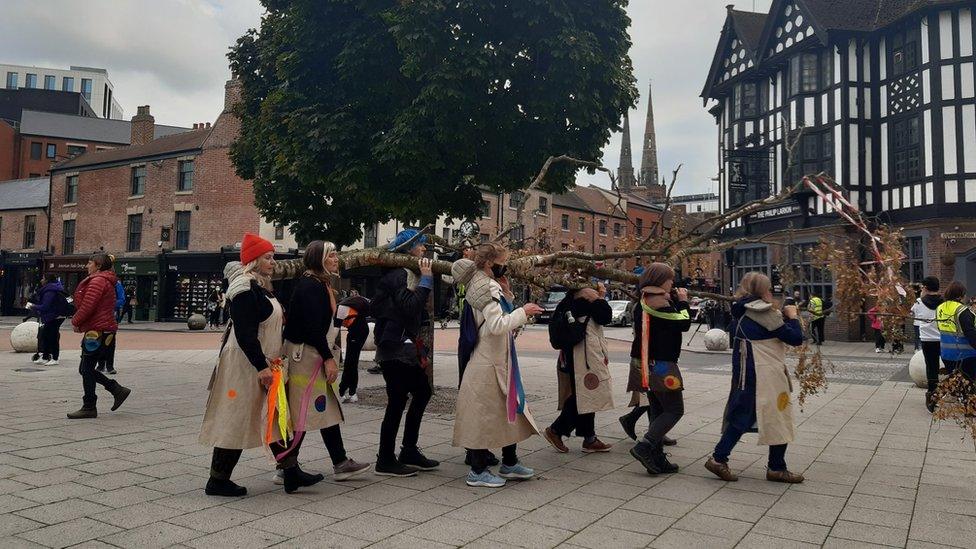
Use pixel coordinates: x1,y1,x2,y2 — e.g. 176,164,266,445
829,519,909,547
17,517,122,548
404,515,494,546
671,511,752,542
15,482,101,504
167,503,262,533
594,508,675,536
648,527,735,549
737,532,821,548
298,494,382,520
81,485,168,508
521,503,602,532
14,498,112,525
575,480,646,501
822,536,895,548
184,525,286,549
838,505,913,529
363,533,457,549
344,483,420,505
552,492,624,515
765,491,847,526
751,515,832,545
486,518,575,548
442,500,526,528
324,511,414,542
97,521,201,549
910,509,976,547
846,492,917,515
89,501,184,529
566,523,650,549
0,513,43,537
273,527,370,548
371,496,455,523
620,494,696,518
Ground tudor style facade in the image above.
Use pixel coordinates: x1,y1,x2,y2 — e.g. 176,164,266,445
704,0,976,341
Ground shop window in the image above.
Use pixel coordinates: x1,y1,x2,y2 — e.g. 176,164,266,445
65,175,78,203
175,211,191,250
733,246,769,288
62,220,75,255
127,214,143,252
23,215,36,248
178,160,194,191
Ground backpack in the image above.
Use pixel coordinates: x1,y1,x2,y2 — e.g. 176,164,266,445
55,290,75,317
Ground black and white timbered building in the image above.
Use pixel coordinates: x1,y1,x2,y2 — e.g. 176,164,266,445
703,0,976,341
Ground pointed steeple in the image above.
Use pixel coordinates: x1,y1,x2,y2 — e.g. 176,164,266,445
638,80,659,190
617,111,636,191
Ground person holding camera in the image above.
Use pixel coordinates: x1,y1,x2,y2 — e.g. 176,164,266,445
705,272,804,484
627,263,691,475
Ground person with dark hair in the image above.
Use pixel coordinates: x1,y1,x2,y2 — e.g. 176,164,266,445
31,274,67,366
627,262,691,475
337,291,370,403
705,272,805,483
908,276,942,411
937,281,974,377
371,229,439,476
270,240,371,492
67,253,131,419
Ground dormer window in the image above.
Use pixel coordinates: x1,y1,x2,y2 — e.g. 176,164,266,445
733,82,761,120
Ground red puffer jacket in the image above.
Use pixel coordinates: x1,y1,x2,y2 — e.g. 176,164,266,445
72,270,119,333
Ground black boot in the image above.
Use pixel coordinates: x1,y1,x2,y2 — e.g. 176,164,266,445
67,405,97,419
629,441,662,475
110,385,131,411
618,410,640,441
662,435,677,446
375,454,418,477
205,477,247,497
399,446,439,471
651,444,679,474
282,466,324,494
926,391,937,413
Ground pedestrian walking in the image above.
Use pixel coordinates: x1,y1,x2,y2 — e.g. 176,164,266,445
937,281,974,377
118,286,134,324
96,272,125,375
31,274,67,366
199,234,282,497
67,253,131,419
451,246,543,488
337,292,370,403
911,277,942,411
544,284,615,454
626,263,691,476
705,272,805,484
371,229,440,477
808,291,826,345
207,288,223,329
868,305,886,353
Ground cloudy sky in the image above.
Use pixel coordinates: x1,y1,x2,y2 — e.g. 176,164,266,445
0,0,772,195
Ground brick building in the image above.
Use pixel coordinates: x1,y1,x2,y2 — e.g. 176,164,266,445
0,177,49,315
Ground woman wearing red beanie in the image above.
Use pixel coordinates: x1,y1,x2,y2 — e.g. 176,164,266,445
199,233,283,497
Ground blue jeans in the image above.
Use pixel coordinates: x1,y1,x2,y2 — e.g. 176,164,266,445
713,422,787,471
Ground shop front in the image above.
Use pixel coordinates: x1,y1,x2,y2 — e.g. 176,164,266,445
42,255,90,296
0,252,43,316
115,256,161,321
160,252,228,322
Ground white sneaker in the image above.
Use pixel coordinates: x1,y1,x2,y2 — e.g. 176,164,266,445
272,470,284,485
875,348,883,353
348,394,358,403
44,359,59,366
340,394,350,403
33,357,46,364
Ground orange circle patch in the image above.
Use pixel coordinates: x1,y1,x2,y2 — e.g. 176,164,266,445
227,389,237,399
777,392,790,411
663,375,682,390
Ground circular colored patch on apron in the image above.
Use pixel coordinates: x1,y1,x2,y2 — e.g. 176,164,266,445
583,373,600,390
83,331,101,352
653,361,669,376
314,395,327,412
104,333,114,347
227,389,237,399
663,375,682,390
777,392,790,411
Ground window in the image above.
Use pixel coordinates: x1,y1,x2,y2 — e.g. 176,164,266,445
790,51,832,95
902,236,925,283
25,73,36,88
892,116,921,183
175,211,191,250
890,26,920,78
578,217,585,233
62,220,75,255
509,225,525,248
442,227,450,241
790,243,833,301
29,142,42,160
65,175,78,203
733,82,760,119
480,200,491,218
798,131,834,177
130,166,145,196
508,191,524,209
67,145,86,157
561,243,569,251
636,217,644,236
127,214,143,252
22,215,36,248
46,144,56,159
62,77,74,92
178,160,194,191
561,214,570,231
44,75,55,90
363,223,378,248
598,220,607,235
81,78,92,101
733,247,769,288
275,224,285,240
613,222,622,237
599,244,607,254
6,72,17,89
537,196,548,214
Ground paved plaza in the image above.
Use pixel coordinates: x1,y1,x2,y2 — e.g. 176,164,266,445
0,325,974,548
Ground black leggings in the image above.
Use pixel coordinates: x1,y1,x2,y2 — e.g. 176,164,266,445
470,445,517,474
79,332,119,406
921,341,941,392
642,390,684,445
550,390,595,438
811,318,825,344
378,361,432,461
40,318,64,360
210,447,242,480
339,332,366,396
270,425,347,469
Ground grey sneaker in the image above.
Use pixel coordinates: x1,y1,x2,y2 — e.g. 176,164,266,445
334,458,371,481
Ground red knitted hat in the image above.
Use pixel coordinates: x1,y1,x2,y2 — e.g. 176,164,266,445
241,233,275,265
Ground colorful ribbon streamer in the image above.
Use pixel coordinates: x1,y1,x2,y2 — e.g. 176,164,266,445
265,360,293,445
501,297,526,423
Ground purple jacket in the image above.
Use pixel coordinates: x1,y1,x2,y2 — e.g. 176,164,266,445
34,281,65,323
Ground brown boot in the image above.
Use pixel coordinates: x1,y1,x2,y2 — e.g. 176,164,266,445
705,457,738,481
766,469,804,483
582,438,613,453
544,427,569,453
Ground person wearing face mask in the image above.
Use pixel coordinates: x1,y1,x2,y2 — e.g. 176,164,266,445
705,272,805,483
627,263,691,475
270,240,371,493
452,243,544,488
199,234,283,497
371,229,440,477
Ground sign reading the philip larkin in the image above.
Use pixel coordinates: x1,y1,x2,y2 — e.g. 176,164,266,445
942,232,976,240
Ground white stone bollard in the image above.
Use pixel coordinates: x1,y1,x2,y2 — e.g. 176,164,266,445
10,321,40,353
187,313,207,331
704,328,729,351
362,323,377,351
908,349,936,388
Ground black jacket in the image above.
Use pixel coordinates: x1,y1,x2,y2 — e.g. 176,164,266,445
630,299,692,362
549,295,612,372
283,276,335,360
371,268,431,350
228,280,275,371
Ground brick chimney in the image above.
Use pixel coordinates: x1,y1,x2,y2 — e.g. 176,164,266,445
223,79,243,113
130,105,155,146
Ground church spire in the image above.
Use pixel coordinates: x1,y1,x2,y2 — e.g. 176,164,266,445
639,80,660,189
617,111,636,191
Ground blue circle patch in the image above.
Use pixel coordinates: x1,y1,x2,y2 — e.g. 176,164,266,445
314,395,327,412
653,361,669,376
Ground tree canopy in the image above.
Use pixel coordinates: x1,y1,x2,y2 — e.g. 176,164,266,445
229,0,638,246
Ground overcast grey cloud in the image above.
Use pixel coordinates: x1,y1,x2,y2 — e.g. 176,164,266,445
0,0,771,195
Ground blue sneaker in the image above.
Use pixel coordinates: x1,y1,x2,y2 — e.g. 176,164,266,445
466,470,506,488
498,463,534,480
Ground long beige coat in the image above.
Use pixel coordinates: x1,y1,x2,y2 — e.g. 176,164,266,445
280,323,344,437
199,295,283,450
453,280,539,449
557,319,614,414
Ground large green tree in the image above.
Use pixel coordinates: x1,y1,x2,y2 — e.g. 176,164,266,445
229,0,638,246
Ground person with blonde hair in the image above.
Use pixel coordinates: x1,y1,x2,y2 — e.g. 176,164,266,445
705,271,805,483
452,243,544,487
199,233,282,496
